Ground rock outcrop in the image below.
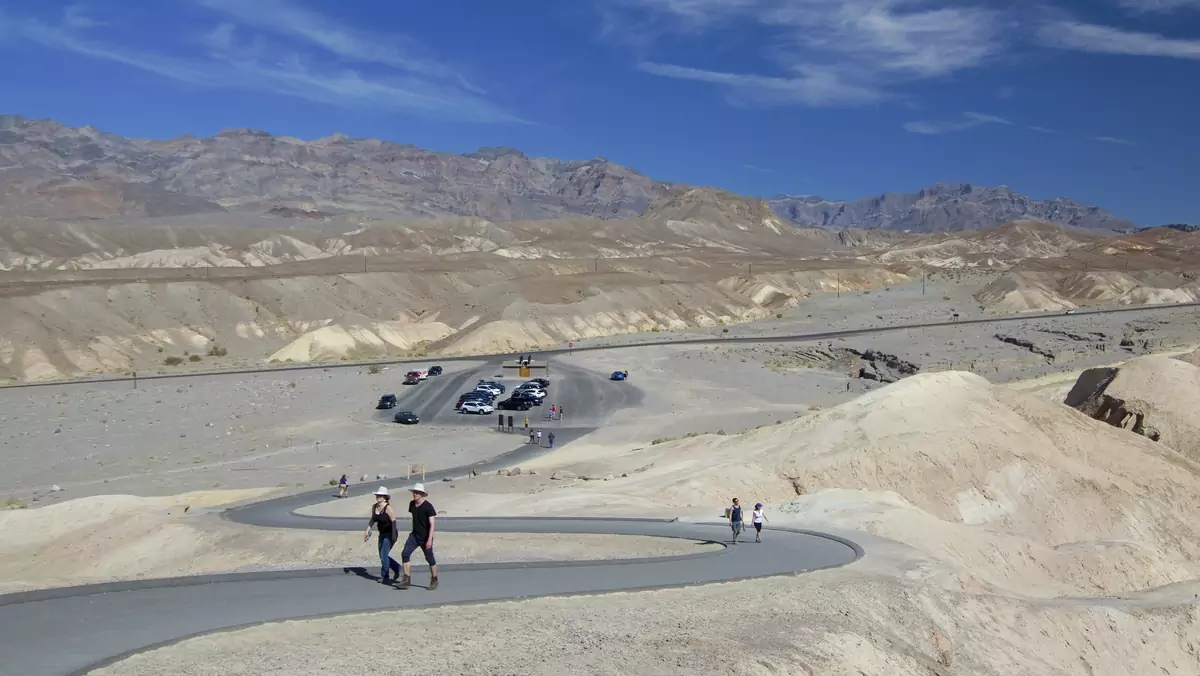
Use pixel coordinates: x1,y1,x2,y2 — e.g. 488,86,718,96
1064,357,1200,459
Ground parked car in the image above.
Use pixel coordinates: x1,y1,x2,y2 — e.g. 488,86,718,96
526,378,550,388
511,391,543,406
459,401,494,415
514,385,546,399
497,397,532,411
478,379,506,393
610,371,628,381
393,411,420,424
376,394,398,409
456,392,494,409
428,365,443,376
475,384,503,396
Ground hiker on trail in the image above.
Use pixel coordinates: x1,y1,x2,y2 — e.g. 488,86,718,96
548,431,555,448
728,498,745,544
529,429,536,444
363,487,400,583
752,502,768,543
550,404,556,418
536,429,543,446
398,483,438,590
338,474,349,498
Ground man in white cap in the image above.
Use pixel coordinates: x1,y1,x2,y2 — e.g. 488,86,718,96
397,483,439,590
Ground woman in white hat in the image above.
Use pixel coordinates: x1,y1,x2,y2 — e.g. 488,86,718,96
363,487,401,583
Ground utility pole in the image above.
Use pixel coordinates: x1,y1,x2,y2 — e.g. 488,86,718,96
922,267,926,295
837,272,840,298
748,263,752,278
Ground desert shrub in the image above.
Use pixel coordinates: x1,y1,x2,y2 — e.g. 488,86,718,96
367,365,382,375
716,429,727,435
163,356,184,366
207,344,228,357
775,313,783,319
188,355,201,362
651,327,660,333
722,328,729,334
943,295,952,301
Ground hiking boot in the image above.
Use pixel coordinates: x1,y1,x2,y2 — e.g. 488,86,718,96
428,576,439,591
396,575,411,588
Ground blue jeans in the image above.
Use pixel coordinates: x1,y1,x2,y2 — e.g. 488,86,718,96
378,535,401,581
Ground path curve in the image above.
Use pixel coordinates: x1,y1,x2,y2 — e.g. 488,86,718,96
0,446,863,676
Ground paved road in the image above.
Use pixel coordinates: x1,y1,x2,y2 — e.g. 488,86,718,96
6,302,1197,390
0,429,861,676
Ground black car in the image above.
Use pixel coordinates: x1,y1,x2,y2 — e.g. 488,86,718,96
428,366,443,376
511,391,542,406
497,397,532,411
526,378,550,388
393,411,420,424
376,394,398,409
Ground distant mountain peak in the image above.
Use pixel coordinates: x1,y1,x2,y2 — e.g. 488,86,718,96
770,183,1134,233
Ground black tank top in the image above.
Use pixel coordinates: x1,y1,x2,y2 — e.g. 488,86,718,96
373,505,395,539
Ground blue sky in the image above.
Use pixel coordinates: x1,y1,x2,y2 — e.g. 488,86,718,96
0,0,1197,224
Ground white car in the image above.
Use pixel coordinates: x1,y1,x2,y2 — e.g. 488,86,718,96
417,370,429,380
514,387,546,400
460,401,495,414
475,385,502,396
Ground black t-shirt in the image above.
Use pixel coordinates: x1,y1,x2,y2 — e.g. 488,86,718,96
408,499,437,542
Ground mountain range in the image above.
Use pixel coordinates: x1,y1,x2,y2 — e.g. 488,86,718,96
0,114,1136,233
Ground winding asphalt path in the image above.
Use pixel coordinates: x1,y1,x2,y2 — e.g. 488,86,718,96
0,427,862,676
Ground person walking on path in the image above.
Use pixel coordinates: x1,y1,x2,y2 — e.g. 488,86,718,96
338,474,349,498
523,416,529,431
728,498,745,544
528,429,536,444
363,487,400,583
536,429,543,446
752,502,768,542
397,483,439,590
548,431,555,448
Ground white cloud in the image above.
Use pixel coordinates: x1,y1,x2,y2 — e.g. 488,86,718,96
0,7,521,123
191,0,474,89
638,61,882,106
609,0,1009,108
1093,136,1138,146
1029,126,1059,134
997,85,1014,99
1038,21,1200,60
1114,0,1200,13
62,4,103,29
742,163,777,173
903,111,1013,134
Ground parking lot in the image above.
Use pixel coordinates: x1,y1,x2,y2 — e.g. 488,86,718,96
371,359,641,430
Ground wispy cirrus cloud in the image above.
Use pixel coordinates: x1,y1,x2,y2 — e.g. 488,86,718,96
637,61,882,106
1093,135,1138,146
902,111,1013,135
190,0,480,91
1038,21,1200,60
1113,0,1200,13
606,0,1010,107
742,163,777,173
0,2,522,123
